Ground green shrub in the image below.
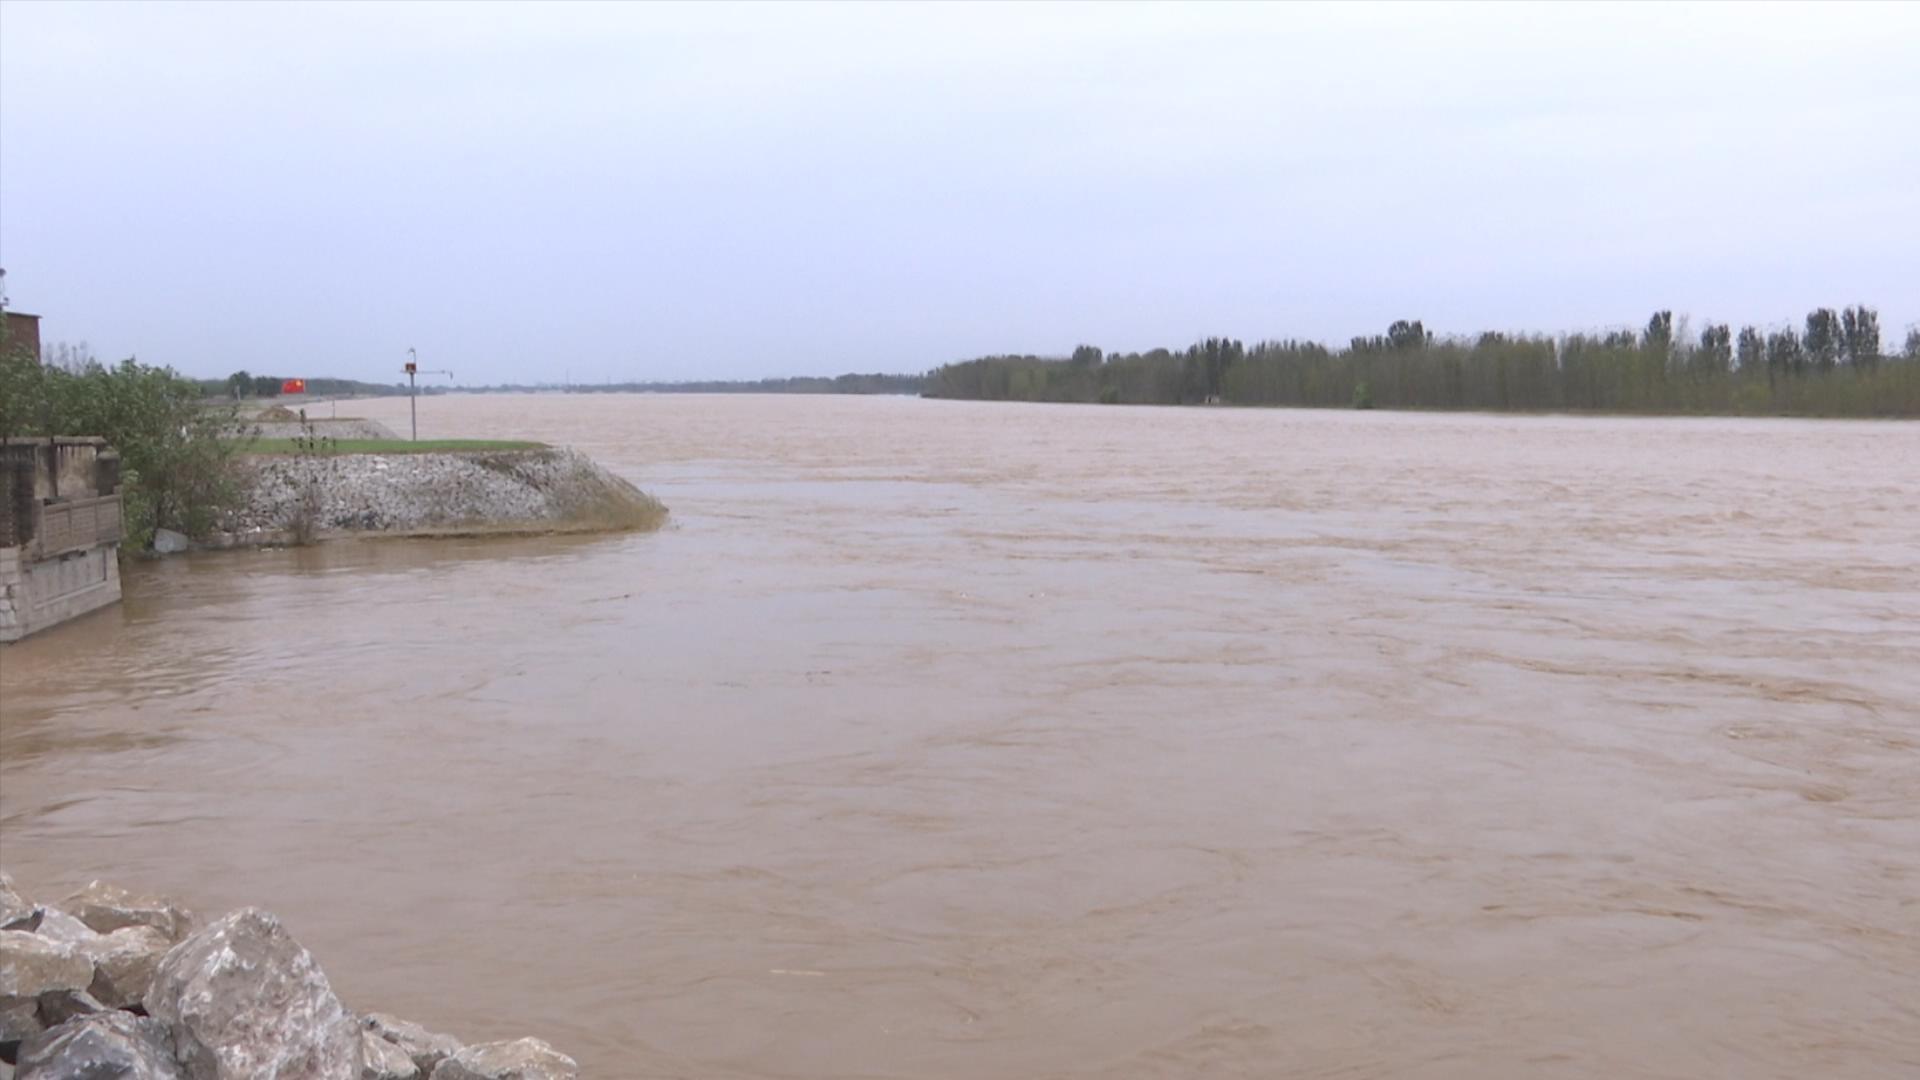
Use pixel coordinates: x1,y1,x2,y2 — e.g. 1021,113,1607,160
0,349,245,550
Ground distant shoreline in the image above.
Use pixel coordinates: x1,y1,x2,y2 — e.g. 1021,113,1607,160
923,312,1919,420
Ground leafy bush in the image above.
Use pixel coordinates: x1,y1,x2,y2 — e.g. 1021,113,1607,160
1,347,245,550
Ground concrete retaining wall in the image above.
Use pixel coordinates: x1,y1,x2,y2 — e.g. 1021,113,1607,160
0,542,122,642
0,437,125,643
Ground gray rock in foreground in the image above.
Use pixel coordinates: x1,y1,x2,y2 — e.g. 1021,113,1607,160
0,931,94,999
362,1014,463,1076
0,879,561,1079
81,926,172,1009
144,908,361,1080
20,909,95,947
36,989,110,1028
428,1039,577,1080
16,1010,185,1080
62,882,195,943
359,1031,420,1080
1,994,44,1041
0,872,30,927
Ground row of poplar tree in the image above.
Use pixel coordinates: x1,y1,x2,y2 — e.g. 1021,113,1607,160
924,307,1918,417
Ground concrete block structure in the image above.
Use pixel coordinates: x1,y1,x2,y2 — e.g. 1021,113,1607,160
0,436,125,642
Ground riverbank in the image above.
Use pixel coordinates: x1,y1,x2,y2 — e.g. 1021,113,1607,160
212,446,666,547
923,315,1920,418
0,872,575,1078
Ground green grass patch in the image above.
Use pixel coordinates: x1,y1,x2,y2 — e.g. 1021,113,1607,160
241,438,548,455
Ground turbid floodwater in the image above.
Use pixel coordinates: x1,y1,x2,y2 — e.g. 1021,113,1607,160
2,394,1916,1078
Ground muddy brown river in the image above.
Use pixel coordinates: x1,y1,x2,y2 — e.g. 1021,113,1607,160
3,395,1917,1078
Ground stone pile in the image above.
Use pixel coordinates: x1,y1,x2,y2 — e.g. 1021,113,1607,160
217,448,665,542
0,874,575,1080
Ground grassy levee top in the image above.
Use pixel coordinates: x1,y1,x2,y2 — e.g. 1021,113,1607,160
241,438,547,455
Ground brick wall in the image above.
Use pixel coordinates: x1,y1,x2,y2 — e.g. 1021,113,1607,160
3,311,41,363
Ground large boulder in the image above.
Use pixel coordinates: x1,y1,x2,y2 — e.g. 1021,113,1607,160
80,927,171,1009
0,904,167,1011
15,1010,184,1080
428,1039,576,1080
35,989,109,1028
0,932,93,999
2,911,43,934
60,883,194,944
22,909,98,947
1,995,43,1041
143,909,361,1080
361,1015,461,1076
359,1032,420,1080
0,872,31,927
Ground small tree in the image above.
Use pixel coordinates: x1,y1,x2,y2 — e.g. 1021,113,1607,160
0,351,48,440
1387,319,1429,351
1767,329,1804,377
1697,324,1733,378
1642,310,1674,354
44,341,98,372
1736,326,1766,374
1841,306,1880,368
1804,308,1842,370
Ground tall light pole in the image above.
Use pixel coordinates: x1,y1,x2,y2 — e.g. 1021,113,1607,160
403,347,453,441
406,349,417,440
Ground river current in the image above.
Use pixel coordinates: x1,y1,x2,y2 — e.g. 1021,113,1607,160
3,395,1915,1078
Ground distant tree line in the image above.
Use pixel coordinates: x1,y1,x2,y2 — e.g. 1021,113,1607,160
925,307,1920,418
202,370,406,399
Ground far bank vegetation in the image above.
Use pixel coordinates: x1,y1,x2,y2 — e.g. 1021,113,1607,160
926,307,1920,418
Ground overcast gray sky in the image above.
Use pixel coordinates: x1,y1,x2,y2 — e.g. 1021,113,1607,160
2,1,1916,385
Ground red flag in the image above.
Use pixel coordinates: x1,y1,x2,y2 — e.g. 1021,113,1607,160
282,378,307,395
